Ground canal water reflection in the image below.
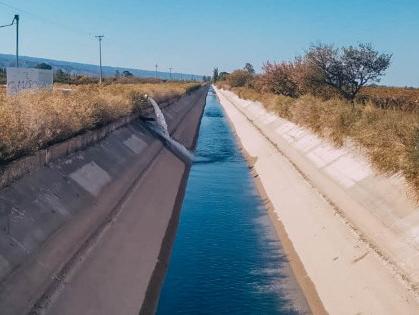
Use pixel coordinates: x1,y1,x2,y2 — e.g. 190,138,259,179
156,88,310,315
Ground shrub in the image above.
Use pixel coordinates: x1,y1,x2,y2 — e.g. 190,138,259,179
218,71,230,81
258,59,310,97
35,63,52,70
226,69,254,88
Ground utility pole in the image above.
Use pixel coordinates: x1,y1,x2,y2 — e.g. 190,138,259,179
0,15,19,67
95,35,104,84
155,64,158,79
169,67,172,80
15,15,19,67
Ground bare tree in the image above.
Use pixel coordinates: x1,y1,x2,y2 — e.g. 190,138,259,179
306,43,392,101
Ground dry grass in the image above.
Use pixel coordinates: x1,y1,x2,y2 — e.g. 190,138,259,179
228,86,419,199
0,82,200,163
358,86,419,112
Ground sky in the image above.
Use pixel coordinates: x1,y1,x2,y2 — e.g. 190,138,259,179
0,0,418,86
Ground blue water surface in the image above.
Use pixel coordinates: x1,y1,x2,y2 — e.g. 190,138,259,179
156,88,306,315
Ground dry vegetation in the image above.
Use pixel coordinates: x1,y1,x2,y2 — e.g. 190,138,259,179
0,82,200,163
357,86,419,112
221,85,419,199
216,43,418,198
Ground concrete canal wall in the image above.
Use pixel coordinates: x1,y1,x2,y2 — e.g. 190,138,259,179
0,86,208,315
215,86,419,315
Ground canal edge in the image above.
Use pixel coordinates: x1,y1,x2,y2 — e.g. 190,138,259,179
215,90,328,315
139,86,209,315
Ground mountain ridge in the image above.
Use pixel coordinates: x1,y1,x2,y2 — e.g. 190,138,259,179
0,53,202,80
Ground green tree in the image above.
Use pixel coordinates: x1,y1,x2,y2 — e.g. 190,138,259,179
122,70,133,77
226,70,253,87
0,67,6,84
244,63,255,74
218,71,230,81
54,69,71,83
35,62,52,70
212,67,219,82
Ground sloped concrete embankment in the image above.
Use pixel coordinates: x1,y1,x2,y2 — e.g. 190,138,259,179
215,87,419,315
0,86,208,315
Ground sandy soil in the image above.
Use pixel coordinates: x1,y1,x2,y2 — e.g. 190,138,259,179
215,86,419,315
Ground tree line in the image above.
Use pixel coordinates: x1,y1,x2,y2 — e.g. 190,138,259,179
213,43,392,103
1,62,208,85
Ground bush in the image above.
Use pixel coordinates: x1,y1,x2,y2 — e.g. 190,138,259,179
259,61,300,97
258,59,314,98
226,70,253,88
218,71,229,81
35,63,52,70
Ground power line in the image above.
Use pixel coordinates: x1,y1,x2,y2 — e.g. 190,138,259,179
0,0,94,38
0,1,100,72
0,14,19,67
0,15,15,28
0,1,202,80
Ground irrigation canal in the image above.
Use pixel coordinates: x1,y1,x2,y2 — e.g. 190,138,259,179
156,88,310,315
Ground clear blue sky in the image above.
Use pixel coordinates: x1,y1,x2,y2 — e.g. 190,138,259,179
0,0,418,86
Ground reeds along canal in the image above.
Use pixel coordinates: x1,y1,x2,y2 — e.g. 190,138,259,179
156,88,311,315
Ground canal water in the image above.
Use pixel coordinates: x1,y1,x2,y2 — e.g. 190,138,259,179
156,88,309,315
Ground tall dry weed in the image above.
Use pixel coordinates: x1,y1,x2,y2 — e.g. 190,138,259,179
229,86,419,199
0,82,199,162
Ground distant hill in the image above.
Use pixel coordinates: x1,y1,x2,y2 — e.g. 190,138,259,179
0,53,202,81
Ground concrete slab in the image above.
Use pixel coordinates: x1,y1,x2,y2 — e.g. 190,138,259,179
0,86,208,315
70,162,112,196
